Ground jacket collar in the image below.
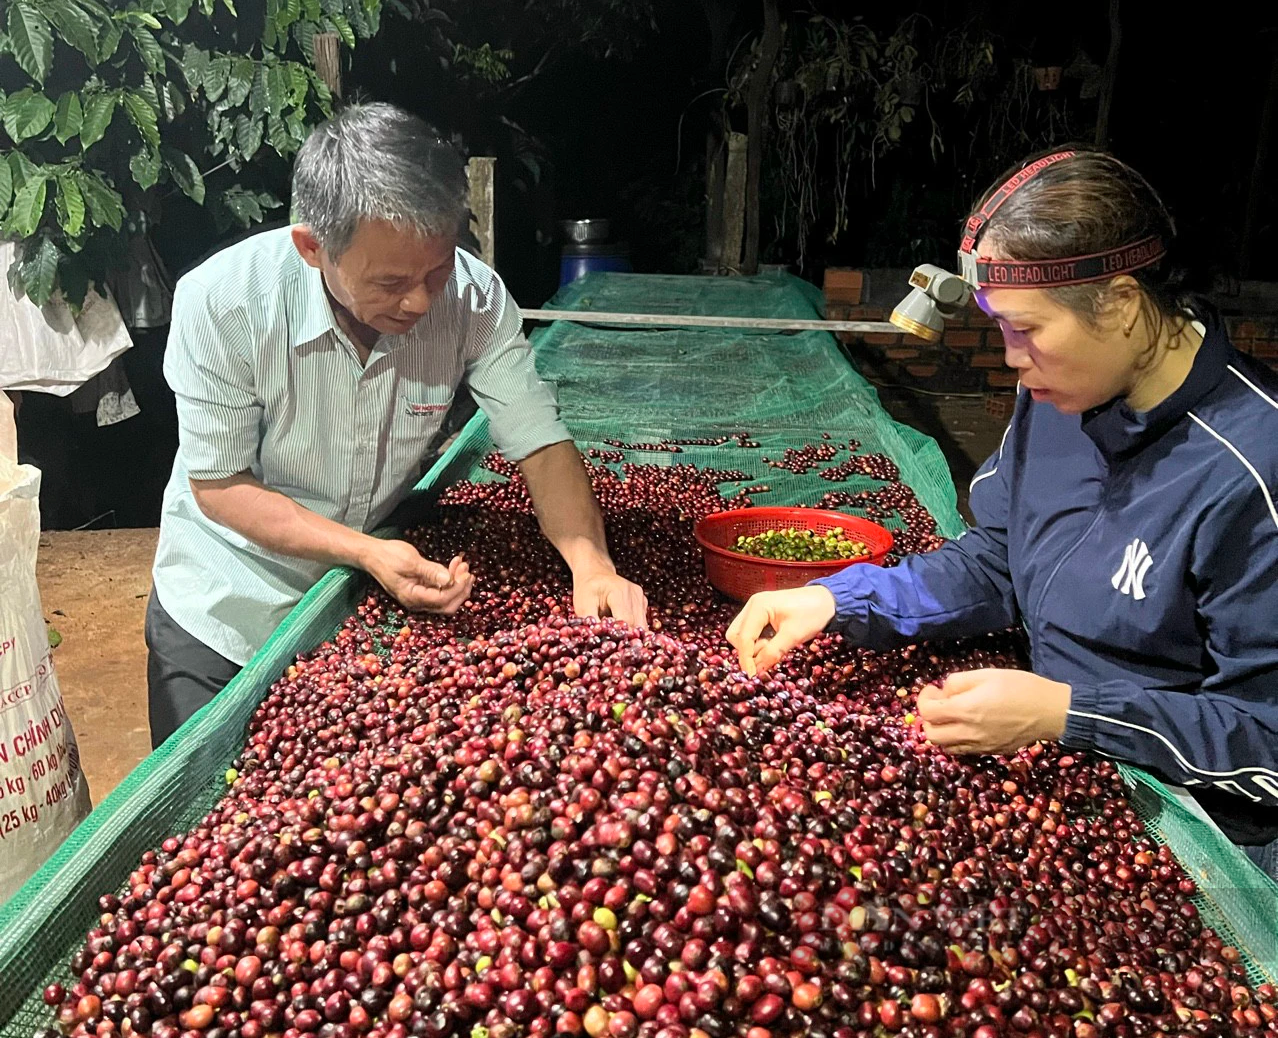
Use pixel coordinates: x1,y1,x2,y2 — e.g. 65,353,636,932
1081,311,1233,460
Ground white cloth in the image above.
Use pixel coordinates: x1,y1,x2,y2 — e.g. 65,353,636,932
0,242,135,397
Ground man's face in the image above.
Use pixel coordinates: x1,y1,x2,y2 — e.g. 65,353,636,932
294,219,458,336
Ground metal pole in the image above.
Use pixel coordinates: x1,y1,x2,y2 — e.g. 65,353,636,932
518,309,899,335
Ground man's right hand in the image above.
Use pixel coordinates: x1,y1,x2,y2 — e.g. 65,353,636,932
726,585,837,677
362,539,473,614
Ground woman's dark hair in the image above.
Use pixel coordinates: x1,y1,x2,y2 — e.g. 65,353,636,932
969,148,1197,345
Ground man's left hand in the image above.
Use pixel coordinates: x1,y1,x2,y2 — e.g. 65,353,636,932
916,668,1071,756
573,569,649,630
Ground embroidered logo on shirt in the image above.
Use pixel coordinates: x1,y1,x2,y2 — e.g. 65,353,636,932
1111,538,1153,601
405,401,449,416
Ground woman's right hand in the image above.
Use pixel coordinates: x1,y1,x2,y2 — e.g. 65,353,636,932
726,585,837,676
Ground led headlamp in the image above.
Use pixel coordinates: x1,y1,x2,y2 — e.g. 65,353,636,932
890,151,1167,343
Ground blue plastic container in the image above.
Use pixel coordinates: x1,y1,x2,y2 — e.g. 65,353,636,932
559,241,632,286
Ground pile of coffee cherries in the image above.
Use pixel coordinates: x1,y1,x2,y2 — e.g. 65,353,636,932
39,445,1275,1038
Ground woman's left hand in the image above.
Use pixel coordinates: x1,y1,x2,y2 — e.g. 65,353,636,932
916,669,1071,755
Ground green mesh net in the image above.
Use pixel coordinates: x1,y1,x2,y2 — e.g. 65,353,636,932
1,273,1275,1033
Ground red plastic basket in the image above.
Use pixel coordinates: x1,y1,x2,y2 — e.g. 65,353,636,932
693,507,893,602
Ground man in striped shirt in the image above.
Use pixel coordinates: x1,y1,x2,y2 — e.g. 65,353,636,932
147,103,647,748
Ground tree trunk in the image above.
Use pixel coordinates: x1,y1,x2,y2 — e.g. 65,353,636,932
705,116,727,269
742,0,782,275
1241,40,1278,278
1094,0,1121,146
723,132,749,271
701,0,735,269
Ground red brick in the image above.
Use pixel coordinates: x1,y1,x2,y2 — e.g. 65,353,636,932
824,268,863,305
825,303,853,321
967,313,997,329
986,371,1021,388
863,333,901,346
905,363,939,379
986,331,1004,348
970,352,1006,368
903,334,933,347
1231,320,1265,340
942,329,984,347
984,394,1016,420
1252,340,1278,358
884,347,921,361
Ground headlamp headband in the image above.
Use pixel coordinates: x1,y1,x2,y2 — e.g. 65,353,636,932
959,150,1166,290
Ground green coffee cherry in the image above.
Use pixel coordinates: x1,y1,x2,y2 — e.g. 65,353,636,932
730,527,870,562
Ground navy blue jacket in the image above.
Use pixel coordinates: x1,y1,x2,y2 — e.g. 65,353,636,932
817,315,1278,843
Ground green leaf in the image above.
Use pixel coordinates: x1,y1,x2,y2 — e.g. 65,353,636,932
0,161,12,218
5,173,49,238
55,173,86,235
122,89,160,148
97,17,123,60
221,0,237,15
261,0,277,48
44,0,101,64
326,12,355,47
54,91,84,144
227,56,254,106
266,112,291,152
306,67,332,112
164,0,195,22
286,62,308,105
20,236,60,306
248,62,268,115
79,90,119,149
181,43,209,92
3,90,56,142
265,64,287,114
204,55,231,102
292,20,316,64
302,0,320,17
8,2,53,83
233,113,263,157
276,0,300,30
8,151,38,192
47,626,63,649
221,188,262,226
76,171,124,229
121,10,162,28
163,147,205,203
128,145,161,188
162,80,186,119
129,25,165,75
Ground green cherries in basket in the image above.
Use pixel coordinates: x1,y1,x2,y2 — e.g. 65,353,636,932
730,526,872,562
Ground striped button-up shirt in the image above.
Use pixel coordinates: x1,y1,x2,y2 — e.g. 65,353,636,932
153,226,570,665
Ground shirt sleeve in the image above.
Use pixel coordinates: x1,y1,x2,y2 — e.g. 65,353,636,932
163,275,263,481
810,411,1020,649
1062,476,1278,806
463,268,572,462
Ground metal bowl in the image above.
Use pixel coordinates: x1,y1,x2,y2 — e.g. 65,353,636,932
559,219,611,244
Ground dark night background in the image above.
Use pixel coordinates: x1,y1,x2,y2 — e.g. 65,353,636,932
18,1,1278,528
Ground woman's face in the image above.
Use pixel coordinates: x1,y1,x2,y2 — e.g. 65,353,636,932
975,280,1142,414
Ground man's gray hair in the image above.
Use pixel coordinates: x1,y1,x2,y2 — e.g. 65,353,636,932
292,102,468,258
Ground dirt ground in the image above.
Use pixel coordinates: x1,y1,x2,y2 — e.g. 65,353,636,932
36,394,1007,805
36,529,157,806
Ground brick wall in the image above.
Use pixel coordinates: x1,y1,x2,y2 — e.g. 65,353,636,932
824,268,1278,404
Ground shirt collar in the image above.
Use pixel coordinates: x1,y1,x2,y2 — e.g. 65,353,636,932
291,260,341,350
289,247,427,354
1081,309,1232,460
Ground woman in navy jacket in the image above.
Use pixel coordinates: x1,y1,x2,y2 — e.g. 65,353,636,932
727,150,1278,877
